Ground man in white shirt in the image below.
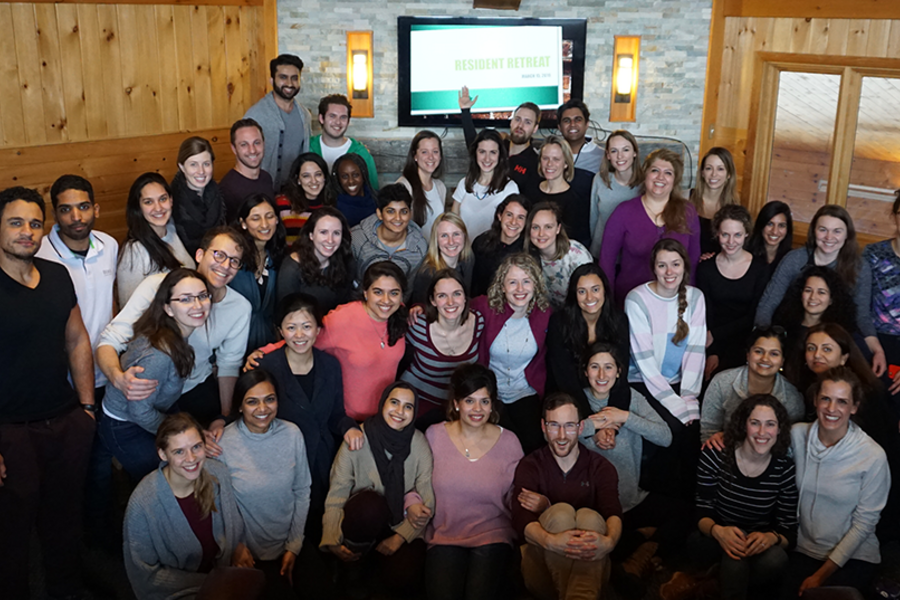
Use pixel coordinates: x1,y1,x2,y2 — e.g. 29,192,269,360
309,93,379,190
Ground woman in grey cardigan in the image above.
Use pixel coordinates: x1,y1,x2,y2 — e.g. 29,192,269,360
124,413,251,600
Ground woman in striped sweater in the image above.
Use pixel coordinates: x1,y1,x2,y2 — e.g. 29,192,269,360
625,238,706,499
401,269,484,419
662,394,798,600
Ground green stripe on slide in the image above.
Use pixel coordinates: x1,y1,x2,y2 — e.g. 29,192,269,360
411,87,559,111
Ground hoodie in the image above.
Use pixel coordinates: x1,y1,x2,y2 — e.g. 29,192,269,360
791,420,890,566
350,213,428,290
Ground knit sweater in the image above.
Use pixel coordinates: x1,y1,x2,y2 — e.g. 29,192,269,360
538,240,594,309
350,213,428,289
315,301,405,421
321,424,435,548
244,92,312,190
754,247,876,338
579,386,672,512
218,419,311,560
599,197,701,307
103,337,185,433
791,421,890,566
425,423,523,548
512,444,622,539
625,283,706,424
700,366,804,443
696,446,798,547
123,459,244,600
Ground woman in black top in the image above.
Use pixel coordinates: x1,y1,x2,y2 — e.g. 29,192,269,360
470,194,532,296
545,262,629,398
171,136,226,255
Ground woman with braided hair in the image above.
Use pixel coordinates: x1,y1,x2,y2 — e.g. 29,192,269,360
625,238,707,498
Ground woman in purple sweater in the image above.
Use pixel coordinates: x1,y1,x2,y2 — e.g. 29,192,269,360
599,148,701,307
425,363,523,600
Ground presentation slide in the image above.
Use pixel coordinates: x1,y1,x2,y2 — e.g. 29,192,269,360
409,24,563,116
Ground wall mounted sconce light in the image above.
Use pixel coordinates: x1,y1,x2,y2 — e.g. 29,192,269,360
610,36,640,122
346,31,374,118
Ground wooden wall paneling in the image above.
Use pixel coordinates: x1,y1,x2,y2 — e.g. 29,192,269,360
769,17,793,53
222,6,244,121
138,7,163,135
97,4,125,138
846,19,870,56
244,6,265,106
207,7,228,127
866,20,891,57
76,4,107,139
190,6,214,130
262,0,277,67
0,4,26,146
700,0,727,156
744,60,780,214
789,17,812,54
18,0,264,6
116,5,143,135
34,4,66,143
724,0,900,20
807,19,830,55
13,4,48,145
824,19,850,55
54,4,88,142
172,5,197,131
156,5,180,132
888,20,900,56
826,67,862,206
713,17,741,150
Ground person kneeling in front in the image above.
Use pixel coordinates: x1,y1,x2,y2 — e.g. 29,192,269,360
512,392,622,599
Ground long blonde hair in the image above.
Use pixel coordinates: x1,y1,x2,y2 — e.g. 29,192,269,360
422,212,472,272
690,146,737,213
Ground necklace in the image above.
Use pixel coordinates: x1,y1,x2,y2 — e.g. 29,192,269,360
365,311,388,349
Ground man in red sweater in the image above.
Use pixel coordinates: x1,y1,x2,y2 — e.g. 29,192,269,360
512,392,622,600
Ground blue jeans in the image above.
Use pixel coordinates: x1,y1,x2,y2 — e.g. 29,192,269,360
98,415,160,481
425,543,511,600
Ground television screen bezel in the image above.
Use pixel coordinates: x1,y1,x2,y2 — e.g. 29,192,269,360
397,16,588,129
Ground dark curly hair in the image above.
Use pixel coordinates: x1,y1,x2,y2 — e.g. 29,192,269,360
772,265,856,335
722,394,792,465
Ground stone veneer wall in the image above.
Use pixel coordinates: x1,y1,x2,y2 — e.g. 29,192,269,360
277,0,712,187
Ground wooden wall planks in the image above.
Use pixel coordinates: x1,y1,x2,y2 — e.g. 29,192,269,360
0,2,267,148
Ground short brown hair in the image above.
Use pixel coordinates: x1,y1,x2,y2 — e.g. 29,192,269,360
318,94,352,119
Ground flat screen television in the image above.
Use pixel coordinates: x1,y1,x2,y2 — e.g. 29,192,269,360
397,16,588,129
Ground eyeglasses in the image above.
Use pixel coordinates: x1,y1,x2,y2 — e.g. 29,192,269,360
210,249,243,270
544,421,579,434
169,292,212,305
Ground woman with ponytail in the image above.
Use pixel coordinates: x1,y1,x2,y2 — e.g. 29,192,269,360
625,238,706,498
124,412,251,600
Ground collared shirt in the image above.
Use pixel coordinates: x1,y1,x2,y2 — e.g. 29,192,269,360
36,225,118,387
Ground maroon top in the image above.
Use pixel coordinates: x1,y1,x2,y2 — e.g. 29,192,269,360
511,445,622,539
470,295,552,397
176,493,219,573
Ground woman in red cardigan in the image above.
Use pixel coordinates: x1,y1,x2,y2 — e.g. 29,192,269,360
470,252,552,453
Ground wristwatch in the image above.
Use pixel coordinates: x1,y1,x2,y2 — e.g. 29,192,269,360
81,403,97,413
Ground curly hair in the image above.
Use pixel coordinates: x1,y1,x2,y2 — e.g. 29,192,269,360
722,394,792,465
486,253,550,314
772,266,856,334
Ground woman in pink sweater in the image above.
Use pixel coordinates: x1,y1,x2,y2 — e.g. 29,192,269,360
425,363,523,600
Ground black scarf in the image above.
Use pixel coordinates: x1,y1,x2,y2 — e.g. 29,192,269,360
363,391,418,526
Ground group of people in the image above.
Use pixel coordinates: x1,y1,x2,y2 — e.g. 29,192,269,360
1,51,898,600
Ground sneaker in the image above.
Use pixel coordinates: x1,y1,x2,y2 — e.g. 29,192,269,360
620,540,658,578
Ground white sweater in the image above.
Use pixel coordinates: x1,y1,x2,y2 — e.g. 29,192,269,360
791,420,890,566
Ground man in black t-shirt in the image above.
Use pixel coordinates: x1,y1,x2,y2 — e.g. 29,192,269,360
0,186,97,599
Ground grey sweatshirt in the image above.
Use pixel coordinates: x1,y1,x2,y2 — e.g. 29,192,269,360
580,387,672,512
791,420,890,566
350,213,428,291
218,418,311,560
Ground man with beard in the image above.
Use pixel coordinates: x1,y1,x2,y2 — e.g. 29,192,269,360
512,393,622,600
460,86,543,197
219,118,275,221
310,94,380,190
0,186,97,600
245,54,312,190
557,99,602,174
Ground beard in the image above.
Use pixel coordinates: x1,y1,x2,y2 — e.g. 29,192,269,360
273,83,299,101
